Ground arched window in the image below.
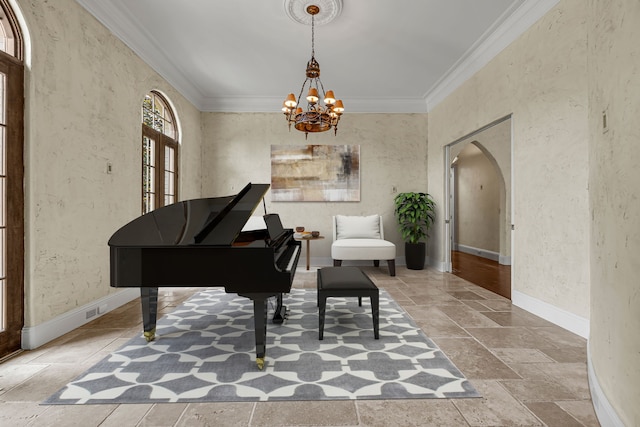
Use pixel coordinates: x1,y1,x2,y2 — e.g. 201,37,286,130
141,91,179,213
0,0,24,359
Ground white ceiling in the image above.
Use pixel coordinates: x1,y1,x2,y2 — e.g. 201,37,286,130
74,0,558,113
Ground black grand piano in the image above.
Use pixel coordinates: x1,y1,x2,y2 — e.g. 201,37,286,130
108,183,301,369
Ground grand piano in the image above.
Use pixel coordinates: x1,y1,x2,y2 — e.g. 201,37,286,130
108,183,301,369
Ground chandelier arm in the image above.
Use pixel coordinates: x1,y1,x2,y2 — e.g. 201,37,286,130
318,79,327,105
297,77,310,109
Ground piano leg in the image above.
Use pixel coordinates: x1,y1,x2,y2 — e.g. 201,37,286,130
272,292,287,324
240,292,276,370
141,287,159,342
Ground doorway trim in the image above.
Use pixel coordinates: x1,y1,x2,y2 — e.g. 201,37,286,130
443,115,513,287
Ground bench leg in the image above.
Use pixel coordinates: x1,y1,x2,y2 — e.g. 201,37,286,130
387,259,396,276
318,294,327,340
371,292,379,339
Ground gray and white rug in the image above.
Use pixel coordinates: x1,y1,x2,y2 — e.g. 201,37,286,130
44,288,480,404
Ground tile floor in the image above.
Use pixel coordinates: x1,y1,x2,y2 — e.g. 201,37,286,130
0,266,600,426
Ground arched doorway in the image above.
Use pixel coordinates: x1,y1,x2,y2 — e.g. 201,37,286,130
444,116,512,299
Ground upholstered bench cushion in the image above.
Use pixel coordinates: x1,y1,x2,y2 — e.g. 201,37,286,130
318,266,377,291
331,239,396,260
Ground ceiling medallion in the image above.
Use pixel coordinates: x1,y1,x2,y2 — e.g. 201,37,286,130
284,0,342,26
281,4,344,138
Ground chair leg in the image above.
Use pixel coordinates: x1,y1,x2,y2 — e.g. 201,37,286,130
373,260,380,267
387,259,396,276
333,259,342,267
358,296,362,306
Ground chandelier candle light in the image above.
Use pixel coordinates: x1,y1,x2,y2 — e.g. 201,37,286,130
282,5,344,138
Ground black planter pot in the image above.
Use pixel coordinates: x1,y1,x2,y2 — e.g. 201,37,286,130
405,242,426,270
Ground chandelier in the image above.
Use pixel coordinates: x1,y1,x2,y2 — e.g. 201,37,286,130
282,5,344,138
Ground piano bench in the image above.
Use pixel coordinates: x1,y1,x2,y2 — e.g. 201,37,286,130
317,267,379,340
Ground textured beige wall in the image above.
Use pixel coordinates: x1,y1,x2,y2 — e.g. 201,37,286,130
201,113,428,259
18,0,203,326
428,0,590,318
588,0,640,425
455,144,501,252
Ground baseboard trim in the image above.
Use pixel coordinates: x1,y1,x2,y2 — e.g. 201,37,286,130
498,255,511,265
511,290,589,339
456,244,500,262
588,344,625,427
21,288,139,349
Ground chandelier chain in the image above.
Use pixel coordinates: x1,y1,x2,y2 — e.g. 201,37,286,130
311,13,315,57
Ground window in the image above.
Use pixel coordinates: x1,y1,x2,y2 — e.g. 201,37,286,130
0,0,24,359
141,91,178,213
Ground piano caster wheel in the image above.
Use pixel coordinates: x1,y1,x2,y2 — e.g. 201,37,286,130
143,329,156,342
256,358,265,370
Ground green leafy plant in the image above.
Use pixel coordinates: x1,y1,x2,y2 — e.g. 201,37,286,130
393,192,436,244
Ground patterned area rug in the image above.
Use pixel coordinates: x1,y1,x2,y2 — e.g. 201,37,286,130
44,288,480,404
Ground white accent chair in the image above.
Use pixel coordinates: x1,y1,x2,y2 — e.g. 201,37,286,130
331,215,396,276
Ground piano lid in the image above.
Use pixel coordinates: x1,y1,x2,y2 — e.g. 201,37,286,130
108,183,270,247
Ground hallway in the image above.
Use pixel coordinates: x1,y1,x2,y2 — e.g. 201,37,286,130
452,250,511,299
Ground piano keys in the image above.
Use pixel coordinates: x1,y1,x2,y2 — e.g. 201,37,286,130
108,183,301,369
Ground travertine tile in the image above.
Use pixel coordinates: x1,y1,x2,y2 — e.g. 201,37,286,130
465,326,558,349
539,346,587,363
98,403,153,427
432,337,521,380
176,402,254,426
557,400,601,426
437,306,502,328
499,378,578,402
0,402,49,426
414,308,470,338
0,363,48,396
447,291,487,301
29,404,118,426
490,348,556,364
528,325,588,347
141,403,189,426
525,401,584,426
452,380,542,426
480,311,555,327
1,363,92,402
251,401,357,426
357,399,468,427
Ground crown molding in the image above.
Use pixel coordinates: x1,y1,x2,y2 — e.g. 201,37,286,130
74,0,204,108
200,96,428,114
76,0,559,114
425,0,560,112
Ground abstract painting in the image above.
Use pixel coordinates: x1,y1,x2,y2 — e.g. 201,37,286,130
271,145,360,202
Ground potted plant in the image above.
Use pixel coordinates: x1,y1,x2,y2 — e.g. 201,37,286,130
393,192,436,270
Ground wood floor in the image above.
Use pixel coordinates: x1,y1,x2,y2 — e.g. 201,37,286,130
452,250,511,299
